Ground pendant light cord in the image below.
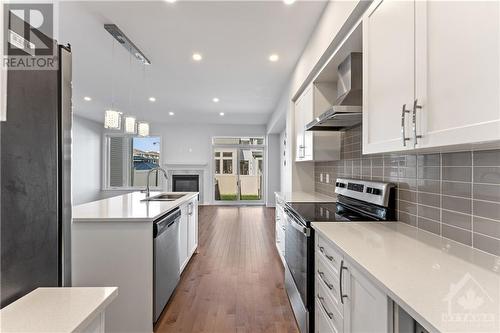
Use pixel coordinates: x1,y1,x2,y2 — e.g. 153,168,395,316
110,39,115,110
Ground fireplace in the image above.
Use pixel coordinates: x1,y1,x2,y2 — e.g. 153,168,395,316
172,175,200,193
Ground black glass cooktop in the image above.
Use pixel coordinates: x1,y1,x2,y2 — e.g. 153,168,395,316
285,201,378,225
284,193,393,226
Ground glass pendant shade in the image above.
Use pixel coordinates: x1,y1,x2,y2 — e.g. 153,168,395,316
104,110,122,130
124,116,137,134
137,122,150,136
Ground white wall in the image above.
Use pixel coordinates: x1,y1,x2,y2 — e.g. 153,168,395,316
151,123,266,204
72,115,103,205
266,134,280,207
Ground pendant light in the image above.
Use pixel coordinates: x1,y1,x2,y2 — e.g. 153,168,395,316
124,116,137,134
137,121,150,136
104,38,122,130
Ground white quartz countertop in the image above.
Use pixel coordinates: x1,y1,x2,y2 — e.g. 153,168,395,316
312,222,500,333
0,287,118,333
73,192,198,222
275,191,336,203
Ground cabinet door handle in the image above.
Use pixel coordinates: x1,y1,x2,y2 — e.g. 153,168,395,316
317,270,334,291
339,259,348,304
412,99,423,146
319,246,334,262
401,104,411,146
317,295,334,320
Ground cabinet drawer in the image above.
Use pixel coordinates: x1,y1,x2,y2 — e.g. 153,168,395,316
316,254,343,316
316,234,343,278
316,276,344,333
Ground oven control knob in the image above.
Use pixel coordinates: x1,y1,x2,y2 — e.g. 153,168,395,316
372,188,381,195
366,187,373,194
336,182,346,188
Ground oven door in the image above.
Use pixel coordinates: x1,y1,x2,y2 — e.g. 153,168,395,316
284,209,311,333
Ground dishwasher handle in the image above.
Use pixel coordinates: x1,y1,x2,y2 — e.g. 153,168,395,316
154,208,181,238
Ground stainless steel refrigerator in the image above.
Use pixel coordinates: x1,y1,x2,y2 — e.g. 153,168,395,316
0,44,72,308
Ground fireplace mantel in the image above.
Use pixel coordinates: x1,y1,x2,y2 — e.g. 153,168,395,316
164,163,207,203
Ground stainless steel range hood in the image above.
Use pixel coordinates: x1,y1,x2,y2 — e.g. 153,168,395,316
306,53,362,131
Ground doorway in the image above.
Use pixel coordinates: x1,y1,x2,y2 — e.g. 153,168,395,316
213,137,265,204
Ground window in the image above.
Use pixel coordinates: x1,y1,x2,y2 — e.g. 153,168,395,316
214,149,235,175
104,135,162,189
212,137,265,146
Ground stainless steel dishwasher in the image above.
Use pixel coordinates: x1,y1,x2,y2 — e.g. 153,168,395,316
153,208,181,323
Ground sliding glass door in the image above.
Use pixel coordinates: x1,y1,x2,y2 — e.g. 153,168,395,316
213,137,265,204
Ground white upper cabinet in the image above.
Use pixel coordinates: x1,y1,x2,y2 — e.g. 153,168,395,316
295,87,307,161
363,0,415,154
295,84,341,162
414,0,500,148
363,0,500,154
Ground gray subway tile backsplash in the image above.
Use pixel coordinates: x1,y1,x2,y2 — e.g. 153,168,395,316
442,224,472,246
314,126,500,256
473,167,500,184
442,167,472,182
473,149,500,166
442,151,472,166
442,210,472,230
473,183,500,203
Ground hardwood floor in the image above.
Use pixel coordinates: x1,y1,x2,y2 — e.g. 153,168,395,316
154,206,299,333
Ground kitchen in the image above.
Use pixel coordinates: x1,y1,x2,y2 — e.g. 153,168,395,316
1,1,499,333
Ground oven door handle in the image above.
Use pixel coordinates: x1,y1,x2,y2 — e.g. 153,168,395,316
288,217,310,237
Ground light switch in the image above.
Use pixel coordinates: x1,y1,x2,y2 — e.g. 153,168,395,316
325,174,330,183
320,173,323,182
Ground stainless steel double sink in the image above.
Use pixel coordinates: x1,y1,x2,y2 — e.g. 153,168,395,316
141,193,186,202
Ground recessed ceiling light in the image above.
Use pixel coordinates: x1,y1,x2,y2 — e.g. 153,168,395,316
219,112,225,116
165,0,177,3
83,96,92,101
283,0,296,5
212,97,220,103
192,53,203,61
168,111,175,116
149,97,156,102
269,54,279,62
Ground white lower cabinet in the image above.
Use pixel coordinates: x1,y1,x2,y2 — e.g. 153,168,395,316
179,197,199,273
315,233,389,333
275,198,286,266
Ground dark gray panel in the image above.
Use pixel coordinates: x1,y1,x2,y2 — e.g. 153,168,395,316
1,67,59,307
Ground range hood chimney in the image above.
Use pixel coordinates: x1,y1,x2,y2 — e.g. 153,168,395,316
306,52,362,131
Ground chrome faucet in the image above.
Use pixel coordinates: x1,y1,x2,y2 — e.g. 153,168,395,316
145,167,169,198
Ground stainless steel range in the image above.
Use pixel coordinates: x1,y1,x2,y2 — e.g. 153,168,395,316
283,178,396,333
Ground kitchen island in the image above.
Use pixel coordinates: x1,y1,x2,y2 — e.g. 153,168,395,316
72,192,198,333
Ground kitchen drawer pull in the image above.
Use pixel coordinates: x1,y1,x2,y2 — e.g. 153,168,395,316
281,226,286,231
339,260,348,304
317,295,334,320
317,270,334,291
412,99,423,146
319,246,334,262
401,104,411,147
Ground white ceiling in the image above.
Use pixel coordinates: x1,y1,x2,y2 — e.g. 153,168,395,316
59,1,327,126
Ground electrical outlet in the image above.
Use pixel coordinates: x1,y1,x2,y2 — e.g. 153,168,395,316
325,174,330,183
